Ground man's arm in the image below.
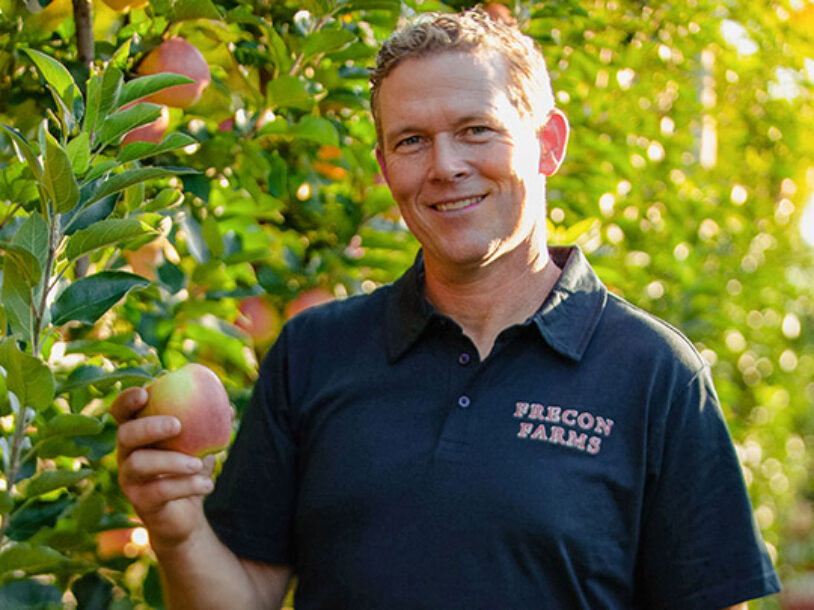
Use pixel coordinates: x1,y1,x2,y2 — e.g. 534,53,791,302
155,523,291,609
113,387,291,609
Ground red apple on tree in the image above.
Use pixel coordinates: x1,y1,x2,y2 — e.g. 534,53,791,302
285,288,334,320
138,38,211,108
120,103,169,146
483,3,517,25
138,363,233,457
235,295,280,351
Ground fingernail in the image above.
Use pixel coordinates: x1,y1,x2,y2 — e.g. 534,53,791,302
186,458,202,472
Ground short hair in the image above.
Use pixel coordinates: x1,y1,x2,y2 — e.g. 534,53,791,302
369,8,555,147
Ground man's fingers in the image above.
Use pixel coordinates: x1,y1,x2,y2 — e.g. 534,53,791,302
120,449,204,483
124,474,215,513
110,386,149,423
117,416,180,459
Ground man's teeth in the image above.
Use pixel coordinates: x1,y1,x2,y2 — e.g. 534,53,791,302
435,196,483,212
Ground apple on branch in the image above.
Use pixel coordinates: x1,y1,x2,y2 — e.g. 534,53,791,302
138,364,233,457
285,288,334,320
235,295,281,352
138,38,211,109
120,103,170,146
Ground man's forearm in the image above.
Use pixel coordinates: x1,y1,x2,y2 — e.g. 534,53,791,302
156,523,290,610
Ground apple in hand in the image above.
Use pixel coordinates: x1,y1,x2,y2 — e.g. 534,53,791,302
138,363,232,457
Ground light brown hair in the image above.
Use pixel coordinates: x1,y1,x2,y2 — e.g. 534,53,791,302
369,8,555,146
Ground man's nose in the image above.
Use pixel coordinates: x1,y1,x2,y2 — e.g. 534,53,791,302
428,136,470,181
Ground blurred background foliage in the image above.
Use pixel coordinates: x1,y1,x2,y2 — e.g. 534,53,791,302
0,0,813,607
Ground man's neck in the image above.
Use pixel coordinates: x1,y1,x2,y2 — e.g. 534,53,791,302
423,247,561,360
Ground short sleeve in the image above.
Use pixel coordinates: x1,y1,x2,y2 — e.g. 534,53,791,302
203,327,298,565
637,367,781,609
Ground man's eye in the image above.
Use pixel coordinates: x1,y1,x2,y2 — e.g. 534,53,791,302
465,125,492,137
397,135,421,148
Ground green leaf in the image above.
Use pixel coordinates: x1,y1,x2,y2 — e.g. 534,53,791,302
266,76,313,110
178,212,209,262
0,338,56,411
98,102,162,148
0,242,42,285
43,130,80,214
83,167,196,207
66,132,90,175
57,365,151,393
23,468,92,499
0,259,35,343
118,73,195,108
97,66,124,128
51,271,150,326
341,0,400,12
201,214,224,258
0,305,6,339
11,214,49,273
41,414,104,439
46,83,76,135
72,572,114,610
64,339,143,361
117,132,197,163
0,544,69,576
0,580,63,609
294,115,339,146
0,162,38,205
0,123,43,182
82,160,118,184
82,74,102,137
65,218,153,261
0,491,13,515
109,38,132,70
22,48,79,104
302,28,356,59
171,0,221,20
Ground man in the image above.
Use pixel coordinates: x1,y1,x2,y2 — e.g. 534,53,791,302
113,10,781,609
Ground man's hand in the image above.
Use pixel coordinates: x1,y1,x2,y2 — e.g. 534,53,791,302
112,386,215,553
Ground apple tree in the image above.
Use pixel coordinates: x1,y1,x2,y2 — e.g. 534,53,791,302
0,0,813,607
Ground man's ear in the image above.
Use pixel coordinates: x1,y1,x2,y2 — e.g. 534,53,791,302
375,148,390,185
538,109,569,176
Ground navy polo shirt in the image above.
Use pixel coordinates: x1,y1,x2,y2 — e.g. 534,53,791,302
205,246,780,609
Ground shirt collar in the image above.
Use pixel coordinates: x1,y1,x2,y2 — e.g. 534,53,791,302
385,246,607,363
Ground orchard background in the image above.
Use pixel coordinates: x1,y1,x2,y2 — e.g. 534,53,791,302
1,0,813,607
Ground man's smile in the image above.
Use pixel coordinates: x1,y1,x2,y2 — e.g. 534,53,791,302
432,194,486,212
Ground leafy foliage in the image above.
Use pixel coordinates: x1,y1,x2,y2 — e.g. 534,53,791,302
0,0,812,607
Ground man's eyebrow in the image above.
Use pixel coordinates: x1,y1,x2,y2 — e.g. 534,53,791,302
384,113,499,144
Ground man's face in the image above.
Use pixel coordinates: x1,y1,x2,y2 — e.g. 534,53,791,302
376,50,564,277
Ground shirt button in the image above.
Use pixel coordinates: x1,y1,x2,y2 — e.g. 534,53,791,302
457,395,471,409
458,352,471,365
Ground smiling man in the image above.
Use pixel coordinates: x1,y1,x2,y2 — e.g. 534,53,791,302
113,9,781,610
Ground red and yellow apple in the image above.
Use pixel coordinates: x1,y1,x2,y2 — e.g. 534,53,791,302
138,363,232,457
120,103,169,146
235,295,280,349
285,288,334,320
483,3,517,25
138,38,211,108
123,237,164,280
